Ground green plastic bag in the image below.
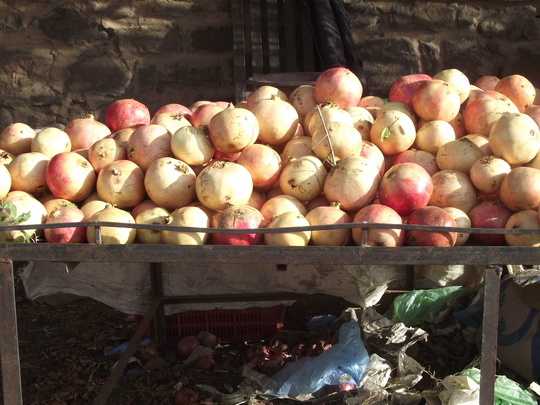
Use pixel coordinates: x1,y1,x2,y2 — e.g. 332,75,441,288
460,368,537,405
392,286,476,327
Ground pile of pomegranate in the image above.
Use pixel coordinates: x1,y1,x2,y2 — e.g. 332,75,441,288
0,67,539,247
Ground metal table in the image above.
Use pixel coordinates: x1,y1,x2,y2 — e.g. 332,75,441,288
0,222,538,404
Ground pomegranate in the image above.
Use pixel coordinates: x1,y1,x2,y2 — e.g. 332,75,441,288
469,155,511,194
474,75,500,91
259,194,307,221
505,210,540,247
245,86,289,109
0,122,36,155
311,121,363,163
86,205,136,244
144,157,197,210
31,127,71,158
351,203,405,247
358,95,386,117
249,96,299,145
150,112,191,135
369,109,416,155
313,67,363,108
264,211,311,246
462,134,492,156
499,166,540,211
405,206,458,247
414,120,456,156
524,105,540,129
448,112,466,138
207,106,259,153
162,205,211,245
392,149,439,176
170,125,214,166
323,155,380,212
494,74,536,112
211,205,266,245
388,73,432,111
135,206,170,244
153,103,192,122
7,152,50,197
0,163,11,200
130,199,159,219
189,103,225,129
463,90,519,136
105,98,151,132
127,124,172,172
433,68,470,104
435,137,484,174
87,138,127,172
429,170,477,213
307,103,354,137
0,191,48,242
468,200,513,245
344,106,374,140
196,160,253,211
41,197,74,216
64,114,112,151
45,152,97,203
305,202,351,246
280,136,316,165
443,207,471,246
488,112,540,165
279,155,327,203
80,199,109,221
44,205,86,243
376,101,417,126
358,140,386,177
110,127,135,150
289,85,317,119
246,190,266,211
412,79,461,122
96,160,146,209
378,162,434,216
236,143,282,190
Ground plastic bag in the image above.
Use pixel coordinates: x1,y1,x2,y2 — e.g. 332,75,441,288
392,286,477,327
261,320,369,399
460,368,537,405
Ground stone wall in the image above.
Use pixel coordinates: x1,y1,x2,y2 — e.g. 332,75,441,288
0,0,539,129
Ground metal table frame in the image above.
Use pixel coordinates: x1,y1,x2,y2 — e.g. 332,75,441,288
0,223,538,404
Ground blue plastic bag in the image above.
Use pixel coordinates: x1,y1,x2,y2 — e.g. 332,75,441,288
261,320,369,398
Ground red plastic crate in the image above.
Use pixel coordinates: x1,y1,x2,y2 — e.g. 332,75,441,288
135,305,285,343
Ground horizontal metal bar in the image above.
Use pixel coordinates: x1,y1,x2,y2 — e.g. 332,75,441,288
1,221,539,234
0,243,537,265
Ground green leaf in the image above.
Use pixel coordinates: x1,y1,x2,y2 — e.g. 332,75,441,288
380,126,391,142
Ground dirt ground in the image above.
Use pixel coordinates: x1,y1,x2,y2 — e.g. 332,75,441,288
7,263,366,405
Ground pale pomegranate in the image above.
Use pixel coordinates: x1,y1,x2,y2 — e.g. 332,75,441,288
499,166,540,211
412,79,461,122
0,122,36,155
494,74,536,112
96,159,146,209
305,202,351,246
207,106,259,153
429,170,477,213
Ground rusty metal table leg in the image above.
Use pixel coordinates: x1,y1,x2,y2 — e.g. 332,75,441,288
0,259,23,405
479,264,503,405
